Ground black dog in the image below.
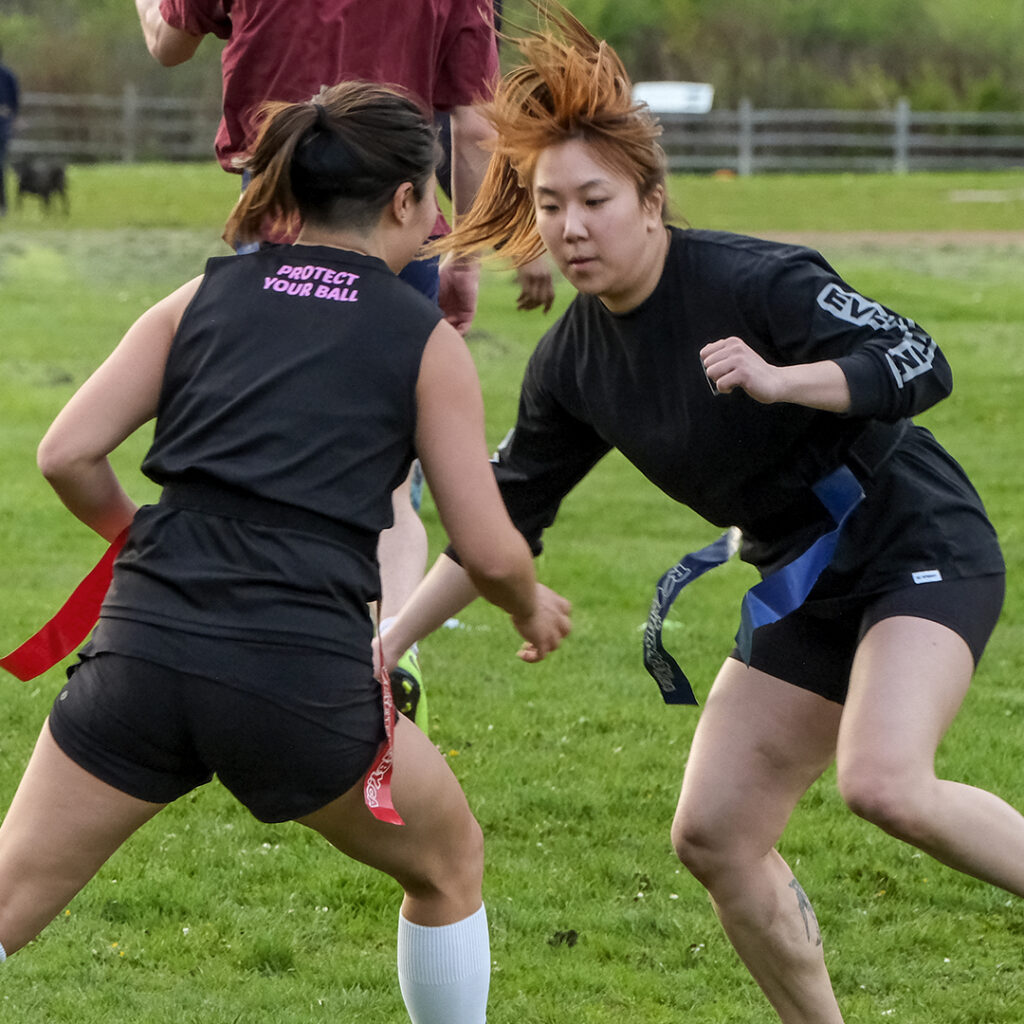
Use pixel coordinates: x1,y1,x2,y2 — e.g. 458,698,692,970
15,159,69,214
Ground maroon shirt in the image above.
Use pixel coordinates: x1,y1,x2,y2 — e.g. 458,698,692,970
160,0,498,172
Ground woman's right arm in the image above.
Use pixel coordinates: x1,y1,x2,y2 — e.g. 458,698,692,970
407,319,571,662
36,276,202,541
135,0,204,66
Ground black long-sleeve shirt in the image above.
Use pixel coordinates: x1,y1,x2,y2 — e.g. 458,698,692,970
474,228,1002,599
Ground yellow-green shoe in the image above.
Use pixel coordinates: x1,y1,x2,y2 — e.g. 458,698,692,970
392,649,428,736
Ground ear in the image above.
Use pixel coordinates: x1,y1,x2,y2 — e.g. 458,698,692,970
389,181,418,225
642,184,666,227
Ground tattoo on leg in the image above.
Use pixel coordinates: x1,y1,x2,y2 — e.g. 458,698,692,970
789,877,823,946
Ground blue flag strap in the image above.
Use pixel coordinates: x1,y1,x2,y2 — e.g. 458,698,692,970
643,464,865,705
734,464,864,662
643,528,740,705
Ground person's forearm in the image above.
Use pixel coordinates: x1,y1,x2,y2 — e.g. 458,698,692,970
135,0,202,65
467,551,538,624
775,360,852,413
449,104,493,219
438,106,491,329
378,554,481,667
39,454,137,542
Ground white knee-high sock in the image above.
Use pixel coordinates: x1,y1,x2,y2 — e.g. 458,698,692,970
0,939,6,963
397,903,489,1024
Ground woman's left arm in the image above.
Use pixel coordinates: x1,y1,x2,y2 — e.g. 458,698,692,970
36,276,202,541
701,336,851,412
704,250,952,421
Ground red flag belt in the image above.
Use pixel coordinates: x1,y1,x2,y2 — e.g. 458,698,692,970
362,664,404,826
0,530,128,682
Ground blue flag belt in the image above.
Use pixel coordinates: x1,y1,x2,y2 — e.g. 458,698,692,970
643,463,865,705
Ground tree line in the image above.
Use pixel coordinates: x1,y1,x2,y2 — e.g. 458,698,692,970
3,0,1023,111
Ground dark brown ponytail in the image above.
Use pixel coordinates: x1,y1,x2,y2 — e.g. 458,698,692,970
224,81,440,248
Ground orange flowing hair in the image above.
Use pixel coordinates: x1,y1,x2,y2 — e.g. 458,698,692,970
436,1,666,266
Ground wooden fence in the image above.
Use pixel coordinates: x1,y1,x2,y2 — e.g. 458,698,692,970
10,86,221,164
9,86,1024,175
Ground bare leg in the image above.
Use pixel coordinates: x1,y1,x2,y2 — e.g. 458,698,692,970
298,716,488,1023
838,616,1024,895
671,660,845,1024
377,472,429,625
0,721,165,954
297,714,482,924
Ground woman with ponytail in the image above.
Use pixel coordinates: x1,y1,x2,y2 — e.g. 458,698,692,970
381,7,1019,1022
0,81,570,1022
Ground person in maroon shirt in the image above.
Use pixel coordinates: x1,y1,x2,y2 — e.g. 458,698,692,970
135,0,555,325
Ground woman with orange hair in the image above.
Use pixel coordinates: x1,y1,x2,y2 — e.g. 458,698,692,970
379,7,1020,1021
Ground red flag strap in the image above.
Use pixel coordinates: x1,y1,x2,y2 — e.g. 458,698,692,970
0,530,129,682
363,664,404,825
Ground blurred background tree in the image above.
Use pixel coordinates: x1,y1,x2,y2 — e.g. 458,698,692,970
1,0,1022,111
0,0,221,98
503,0,1024,110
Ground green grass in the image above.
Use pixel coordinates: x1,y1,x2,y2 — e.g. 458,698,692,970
1,164,1023,1023
668,169,1024,234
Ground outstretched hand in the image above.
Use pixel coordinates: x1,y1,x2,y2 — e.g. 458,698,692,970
700,336,786,404
514,257,556,313
513,583,572,663
438,256,481,336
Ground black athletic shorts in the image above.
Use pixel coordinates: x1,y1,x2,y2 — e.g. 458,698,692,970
729,573,1005,704
48,651,386,823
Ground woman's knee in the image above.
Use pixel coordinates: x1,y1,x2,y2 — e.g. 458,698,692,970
401,810,484,903
837,760,933,842
670,806,739,886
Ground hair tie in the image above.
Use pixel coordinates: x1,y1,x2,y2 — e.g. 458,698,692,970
293,105,368,197
311,101,331,132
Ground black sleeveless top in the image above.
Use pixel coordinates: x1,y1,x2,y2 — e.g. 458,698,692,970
88,244,441,679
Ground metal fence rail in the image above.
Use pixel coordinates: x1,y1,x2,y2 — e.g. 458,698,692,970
9,87,1024,174
659,99,1024,175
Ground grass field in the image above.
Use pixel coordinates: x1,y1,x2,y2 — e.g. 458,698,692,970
1,163,1023,1023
